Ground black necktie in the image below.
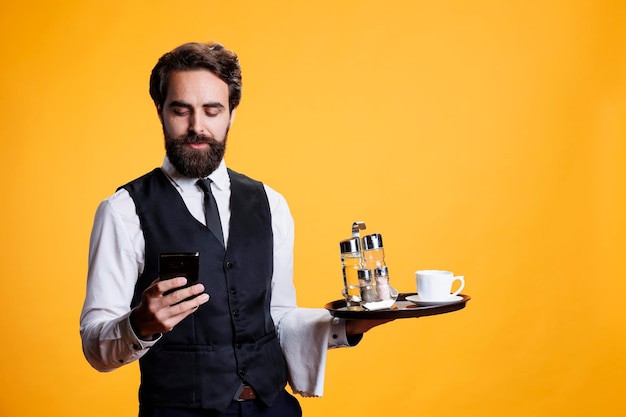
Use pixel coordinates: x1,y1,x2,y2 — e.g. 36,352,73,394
196,178,224,247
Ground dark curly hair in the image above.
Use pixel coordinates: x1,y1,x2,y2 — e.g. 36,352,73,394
149,42,242,112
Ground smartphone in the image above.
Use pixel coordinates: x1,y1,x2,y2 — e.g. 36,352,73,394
159,253,200,294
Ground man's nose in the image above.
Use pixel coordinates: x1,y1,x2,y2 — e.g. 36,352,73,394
189,115,205,135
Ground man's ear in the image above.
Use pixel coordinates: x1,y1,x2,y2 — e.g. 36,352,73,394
156,105,164,124
229,109,236,128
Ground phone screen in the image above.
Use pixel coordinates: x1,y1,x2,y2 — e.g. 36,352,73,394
159,252,200,286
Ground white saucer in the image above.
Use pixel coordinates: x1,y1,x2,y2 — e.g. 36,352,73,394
405,294,462,306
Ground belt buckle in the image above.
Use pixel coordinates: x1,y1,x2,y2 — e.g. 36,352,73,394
237,385,256,402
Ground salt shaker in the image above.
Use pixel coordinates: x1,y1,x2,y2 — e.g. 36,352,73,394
374,266,392,300
357,268,378,303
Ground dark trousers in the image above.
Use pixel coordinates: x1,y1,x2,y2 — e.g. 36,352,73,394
138,390,302,417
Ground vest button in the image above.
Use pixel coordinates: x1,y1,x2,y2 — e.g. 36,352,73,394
230,288,237,295
236,343,242,349
233,309,240,317
225,261,234,269
239,368,246,376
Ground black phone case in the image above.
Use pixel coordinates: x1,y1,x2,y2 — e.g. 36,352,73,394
159,252,200,285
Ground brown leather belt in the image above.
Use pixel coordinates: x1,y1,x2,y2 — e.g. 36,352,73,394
237,385,257,401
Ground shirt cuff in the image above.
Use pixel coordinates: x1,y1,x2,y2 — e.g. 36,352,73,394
123,313,161,351
327,317,362,348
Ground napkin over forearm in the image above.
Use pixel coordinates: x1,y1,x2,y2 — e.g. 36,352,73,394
277,308,333,397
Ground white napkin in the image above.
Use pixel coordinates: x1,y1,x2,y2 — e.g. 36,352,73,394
277,308,333,397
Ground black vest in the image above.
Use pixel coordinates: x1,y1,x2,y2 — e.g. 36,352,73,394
121,168,287,412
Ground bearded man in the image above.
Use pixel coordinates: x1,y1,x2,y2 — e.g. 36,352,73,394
80,42,386,417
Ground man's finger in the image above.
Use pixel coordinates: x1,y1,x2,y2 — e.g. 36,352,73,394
163,283,205,304
156,277,189,293
168,292,210,316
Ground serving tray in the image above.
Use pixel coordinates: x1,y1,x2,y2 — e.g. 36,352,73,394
324,293,470,320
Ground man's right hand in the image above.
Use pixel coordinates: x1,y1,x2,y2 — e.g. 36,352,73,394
129,277,210,340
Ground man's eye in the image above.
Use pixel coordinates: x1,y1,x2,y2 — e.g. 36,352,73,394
173,108,189,116
205,110,220,117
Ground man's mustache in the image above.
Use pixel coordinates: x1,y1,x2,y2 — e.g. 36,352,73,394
181,134,212,144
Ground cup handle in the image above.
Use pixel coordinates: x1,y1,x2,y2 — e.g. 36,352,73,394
451,276,465,296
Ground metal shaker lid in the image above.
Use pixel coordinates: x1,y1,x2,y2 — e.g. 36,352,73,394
339,237,360,254
357,268,372,281
374,266,389,277
362,233,383,250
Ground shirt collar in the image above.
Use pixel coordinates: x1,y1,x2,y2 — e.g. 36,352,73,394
161,156,229,192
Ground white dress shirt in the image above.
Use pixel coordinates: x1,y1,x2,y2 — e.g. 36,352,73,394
80,157,349,397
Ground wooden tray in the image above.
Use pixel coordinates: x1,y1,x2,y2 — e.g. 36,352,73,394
324,293,470,319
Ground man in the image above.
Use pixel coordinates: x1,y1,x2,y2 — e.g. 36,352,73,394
80,42,386,417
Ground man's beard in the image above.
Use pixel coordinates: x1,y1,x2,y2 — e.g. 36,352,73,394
164,131,227,178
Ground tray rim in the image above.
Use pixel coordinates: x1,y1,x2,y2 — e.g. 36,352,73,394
324,292,471,319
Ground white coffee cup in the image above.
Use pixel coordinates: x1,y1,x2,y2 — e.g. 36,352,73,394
415,270,465,301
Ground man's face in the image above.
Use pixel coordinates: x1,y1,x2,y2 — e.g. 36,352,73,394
159,69,234,178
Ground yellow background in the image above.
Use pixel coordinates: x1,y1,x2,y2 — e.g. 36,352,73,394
1,1,625,416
